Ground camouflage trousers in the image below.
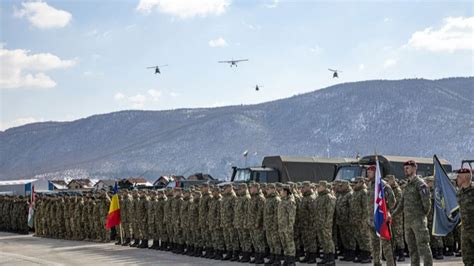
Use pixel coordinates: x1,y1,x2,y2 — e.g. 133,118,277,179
173,226,183,244
166,223,173,242
223,228,238,251
316,224,334,254
369,225,395,266
338,224,356,250
159,224,168,242
428,220,443,249
200,228,211,248
392,215,405,249
250,228,266,253
294,226,303,252
353,222,371,252
279,230,296,256
302,227,318,253
192,227,202,247
461,228,474,266
405,219,433,266
138,218,146,240
443,230,455,248
122,222,131,239
266,228,282,254
183,227,193,246
237,228,252,252
211,228,225,251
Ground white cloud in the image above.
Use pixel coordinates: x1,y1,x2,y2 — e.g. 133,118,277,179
0,45,76,90
0,117,44,131
147,89,162,101
309,45,322,54
406,17,474,52
359,64,365,71
383,17,391,23
264,0,279,8
114,92,125,100
14,1,72,29
383,58,397,68
129,94,147,108
136,0,231,18
209,37,228,48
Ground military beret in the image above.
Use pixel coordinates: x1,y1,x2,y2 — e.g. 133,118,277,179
367,165,376,171
456,168,472,174
404,160,417,167
266,183,276,189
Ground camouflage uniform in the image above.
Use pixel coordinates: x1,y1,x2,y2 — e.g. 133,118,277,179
350,178,372,261
335,181,356,260
314,183,336,258
156,192,167,247
147,193,157,244
427,183,444,258
457,182,474,265
263,184,282,261
390,179,406,259
221,185,238,259
278,187,296,259
190,191,202,254
208,188,225,258
199,187,212,252
299,182,318,262
180,191,192,250
368,179,396,266
164,190,174,248
393,175,433,266
234,184,252,259
248,184,266,258
171,190,184,249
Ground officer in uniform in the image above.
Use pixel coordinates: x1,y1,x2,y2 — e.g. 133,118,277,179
455,168,474,266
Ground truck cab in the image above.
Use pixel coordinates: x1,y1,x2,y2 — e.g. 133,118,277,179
231,166,280,183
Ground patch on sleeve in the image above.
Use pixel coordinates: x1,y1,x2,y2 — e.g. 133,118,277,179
420,183,429,196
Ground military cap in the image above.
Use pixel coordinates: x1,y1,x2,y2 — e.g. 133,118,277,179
248,182,260,188
287,181,295,186
275,182,283,188
238,183,248,188
302,181,311,187
281,184,290,189
219,182,232,188
384,174,396,181
201,183,210,187
404,160,417,167
266,183,276,189
456,168,472,174
319,180,328,187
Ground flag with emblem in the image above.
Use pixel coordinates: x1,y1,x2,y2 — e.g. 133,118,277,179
374,157,391,240
432,154,460,236
105,181,121,229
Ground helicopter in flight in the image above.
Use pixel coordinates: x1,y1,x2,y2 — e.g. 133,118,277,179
147,65,168,74
218,59,249,67
328,68,341,78
255,84,263,91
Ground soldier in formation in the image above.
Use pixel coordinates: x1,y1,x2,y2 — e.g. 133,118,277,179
1,159,469,266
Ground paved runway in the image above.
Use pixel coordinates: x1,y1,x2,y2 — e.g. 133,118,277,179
0,232,463,265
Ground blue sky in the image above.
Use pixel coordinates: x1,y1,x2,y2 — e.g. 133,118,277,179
1,0,473,130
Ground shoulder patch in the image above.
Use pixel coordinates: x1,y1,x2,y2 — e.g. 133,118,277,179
420,183,429,196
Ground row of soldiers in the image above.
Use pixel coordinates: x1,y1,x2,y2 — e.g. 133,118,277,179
0,195,29,234
1,162,472,266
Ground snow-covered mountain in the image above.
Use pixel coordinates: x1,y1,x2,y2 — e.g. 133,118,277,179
1,78,473,181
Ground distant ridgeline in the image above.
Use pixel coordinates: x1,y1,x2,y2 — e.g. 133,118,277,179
0,77,472,180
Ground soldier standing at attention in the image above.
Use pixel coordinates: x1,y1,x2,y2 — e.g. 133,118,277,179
180,189,192,254
350,177,372,263
314,181,336,266
385,174,406,262
171,188,184,253
367,165,396,266
299,181,318,263
163,188,174,251
425,176,444,260
157,190,168,250
234,183,252,262
221,183,238,261
190,190,202,256
336,180,356,261
208,186,225,260
248,182,266,264
455,168,474,266
263,183,282,265
199,183,213,258
393,160,433,266
278,184,297,266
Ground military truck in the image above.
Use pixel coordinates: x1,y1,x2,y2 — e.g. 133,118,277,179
334,155,452,181
231,156,352,183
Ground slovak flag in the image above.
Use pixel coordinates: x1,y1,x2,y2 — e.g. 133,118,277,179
374,158,391,240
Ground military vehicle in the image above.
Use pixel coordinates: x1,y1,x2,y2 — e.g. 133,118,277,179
334,155,452,181
231,156,352,183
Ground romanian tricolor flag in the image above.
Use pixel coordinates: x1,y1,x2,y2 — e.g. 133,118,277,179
105,182,121,229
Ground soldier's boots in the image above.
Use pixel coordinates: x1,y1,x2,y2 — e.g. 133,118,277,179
159,241,167,251
341,250,355,261
130,239,140,247
355,251,371,264
195,247,204,257
396,248,405,262
239,251,251,263
265,254,276,265
206,248,215,258
317,253,335,266
222,250,232,260
212,249,223,260
283,256,296,266
434,248,444,260
114,238,121,245
253,253,265,264
230,251,240,261
444,246,454,256
149,241,159,249
138,239,148,248
184,245,193,255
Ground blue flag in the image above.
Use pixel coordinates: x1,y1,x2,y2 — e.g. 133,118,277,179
432,155,460,236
